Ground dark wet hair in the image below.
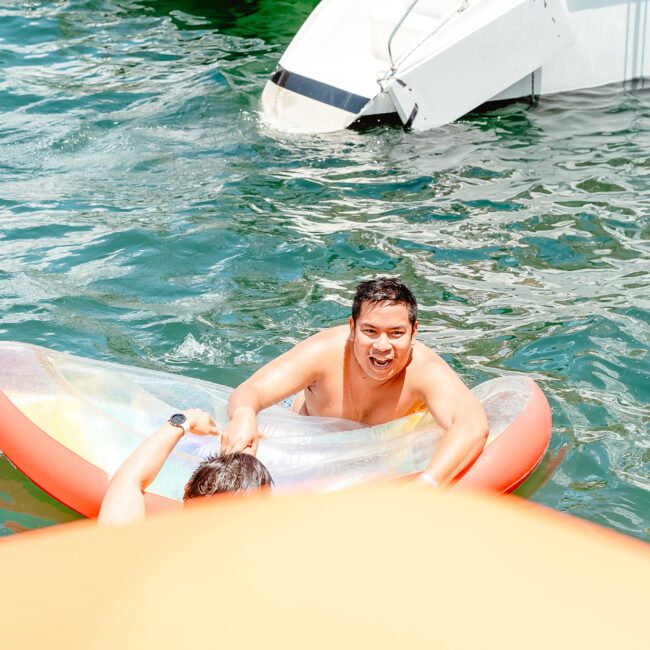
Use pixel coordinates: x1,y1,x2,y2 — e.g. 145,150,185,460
351,277,417,326
184,452,274,500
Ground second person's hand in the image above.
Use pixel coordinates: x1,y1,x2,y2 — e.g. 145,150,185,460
184,409,219,437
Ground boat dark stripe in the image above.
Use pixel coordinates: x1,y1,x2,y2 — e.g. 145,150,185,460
270,65,370,114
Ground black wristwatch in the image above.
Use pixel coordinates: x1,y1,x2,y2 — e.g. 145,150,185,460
169,413,189,435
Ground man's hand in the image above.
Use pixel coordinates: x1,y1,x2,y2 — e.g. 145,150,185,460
220,407,260,455
184,409,220,437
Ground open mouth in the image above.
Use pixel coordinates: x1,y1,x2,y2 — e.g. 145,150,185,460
369,356,393,370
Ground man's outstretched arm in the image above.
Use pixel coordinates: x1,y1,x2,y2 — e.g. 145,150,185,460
220,332,327,454
98,409,217,526
418,361,489,487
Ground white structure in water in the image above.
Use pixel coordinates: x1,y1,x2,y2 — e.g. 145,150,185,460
261,0,649,132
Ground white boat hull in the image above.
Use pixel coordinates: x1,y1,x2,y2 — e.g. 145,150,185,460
260,0,650,132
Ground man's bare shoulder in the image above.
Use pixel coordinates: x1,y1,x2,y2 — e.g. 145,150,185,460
242,326,349,399
409,339,473,403
409,340,456,381
411,339,445,364
302,324,349,348
285,326,347,386
289,325,348,364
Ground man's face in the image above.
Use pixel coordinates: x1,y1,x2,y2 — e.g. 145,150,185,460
349,301,417,381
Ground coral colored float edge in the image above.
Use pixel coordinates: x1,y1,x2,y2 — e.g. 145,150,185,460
0,390,179,518
0,374,552,517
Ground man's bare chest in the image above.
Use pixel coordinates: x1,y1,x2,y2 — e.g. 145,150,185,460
305,373,423,425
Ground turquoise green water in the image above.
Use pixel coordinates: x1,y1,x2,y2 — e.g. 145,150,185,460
0,1,648,541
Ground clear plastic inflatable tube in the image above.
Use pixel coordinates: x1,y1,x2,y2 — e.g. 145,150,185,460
0,341,552,517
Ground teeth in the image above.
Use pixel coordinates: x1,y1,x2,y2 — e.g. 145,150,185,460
371,358,391,367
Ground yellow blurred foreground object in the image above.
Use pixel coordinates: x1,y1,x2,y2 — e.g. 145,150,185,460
1,484,648,649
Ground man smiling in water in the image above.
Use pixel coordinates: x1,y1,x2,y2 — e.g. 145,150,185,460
221,277,489,487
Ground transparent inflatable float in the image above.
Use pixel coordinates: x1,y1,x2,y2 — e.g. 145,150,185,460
0,342,551,517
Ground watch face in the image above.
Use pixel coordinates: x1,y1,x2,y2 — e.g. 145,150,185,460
169,413,187,427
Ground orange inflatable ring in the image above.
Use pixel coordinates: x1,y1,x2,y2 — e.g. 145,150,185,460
0,341,551,516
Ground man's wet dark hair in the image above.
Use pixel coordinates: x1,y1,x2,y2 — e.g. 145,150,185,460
352,277,418,326
184,452,273,500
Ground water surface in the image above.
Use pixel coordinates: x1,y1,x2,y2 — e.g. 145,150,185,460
0,0,648,541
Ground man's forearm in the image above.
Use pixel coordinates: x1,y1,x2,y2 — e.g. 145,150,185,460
422,420,488,486
223,384,264,453
227,382,264,418
227,407,259,439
